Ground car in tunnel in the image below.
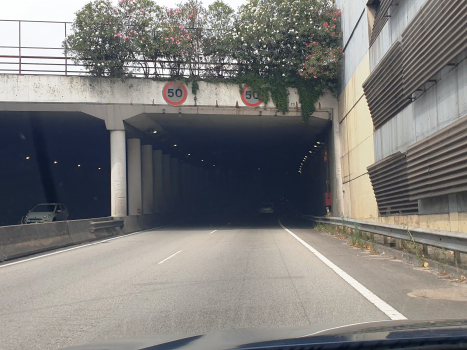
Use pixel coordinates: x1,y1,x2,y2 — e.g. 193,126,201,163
259,202,274,214
24,203,69,224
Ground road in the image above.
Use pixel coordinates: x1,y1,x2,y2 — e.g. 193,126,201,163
1,215,467,349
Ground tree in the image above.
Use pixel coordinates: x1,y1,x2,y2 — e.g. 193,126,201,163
65,0,155,78
232,0,343,117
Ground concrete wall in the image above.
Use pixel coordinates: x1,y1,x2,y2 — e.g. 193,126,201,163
369,0,427,72
337,52,379,221
0,75,302,110
0,214,169,262
374,51,467,161
336,0,467,232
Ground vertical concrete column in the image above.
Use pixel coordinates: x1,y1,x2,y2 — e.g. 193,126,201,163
110,130,127,217
170,158,180,210
127,138,142,215
153,150,163,213
332,108,344,217
185,164,192,206
141,145,153,215
162,154,171,212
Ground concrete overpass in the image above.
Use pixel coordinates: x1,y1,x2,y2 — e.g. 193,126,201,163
0,75,339,219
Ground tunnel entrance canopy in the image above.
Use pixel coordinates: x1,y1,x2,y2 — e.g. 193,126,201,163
126,111,330,173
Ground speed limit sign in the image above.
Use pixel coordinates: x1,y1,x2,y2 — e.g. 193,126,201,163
162,82,187,105
241,86,262,107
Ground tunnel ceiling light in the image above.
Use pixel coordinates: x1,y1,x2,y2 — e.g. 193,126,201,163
152,130,158,134
201,159,204,162
173,144,178,147
317,141,321,144
98,167,101,170
53,161,58,164
213,164,216,167
187,153,191,156
77,164,81,167
314,145,318,148
258,168,261,170
309,151,312,153
25,156,30,160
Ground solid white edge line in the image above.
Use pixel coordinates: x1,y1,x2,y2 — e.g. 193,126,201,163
209,230,217,234
300,320,395,338
157,250,182,264
278,219,407,321
0,224,173,269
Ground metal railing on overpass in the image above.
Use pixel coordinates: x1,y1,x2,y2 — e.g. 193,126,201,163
301,214,467,265
0,19,239,78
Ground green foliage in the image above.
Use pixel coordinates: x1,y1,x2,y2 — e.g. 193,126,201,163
66,0,343,118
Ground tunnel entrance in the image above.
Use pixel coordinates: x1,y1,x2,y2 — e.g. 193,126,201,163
0,111,110,225
125,111,331,220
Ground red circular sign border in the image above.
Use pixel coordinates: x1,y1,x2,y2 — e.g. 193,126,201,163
162,82,188,106
241,86,263,107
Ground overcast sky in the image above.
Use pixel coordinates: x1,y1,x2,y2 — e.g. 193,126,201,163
2,0,247,22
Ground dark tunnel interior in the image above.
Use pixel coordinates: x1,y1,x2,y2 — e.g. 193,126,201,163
0,111,331,226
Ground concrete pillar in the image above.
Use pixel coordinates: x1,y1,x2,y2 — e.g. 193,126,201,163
141,145,153,214
110,130,127,217
162,154,171,212
170,158,180,210
185,163,192,206
332,107,344,217
153,150,163,213
180,163,187,206
127,138,142,215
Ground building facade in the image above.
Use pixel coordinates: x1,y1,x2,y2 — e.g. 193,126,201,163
334,0,467,231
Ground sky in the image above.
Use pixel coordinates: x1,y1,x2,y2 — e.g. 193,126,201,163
2,0,248,22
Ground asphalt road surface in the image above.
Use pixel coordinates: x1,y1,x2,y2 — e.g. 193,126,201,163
1,215,467,349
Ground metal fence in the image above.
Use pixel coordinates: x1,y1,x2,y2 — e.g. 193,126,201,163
301,214,467,264
0,19,239,78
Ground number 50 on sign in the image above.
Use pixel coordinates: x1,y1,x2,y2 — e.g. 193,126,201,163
162,82,187,106
241,86,263,107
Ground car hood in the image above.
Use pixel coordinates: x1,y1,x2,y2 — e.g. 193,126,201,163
27,212,53,218
63,319,467,350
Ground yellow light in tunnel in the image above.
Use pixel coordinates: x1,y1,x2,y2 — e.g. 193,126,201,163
25,156,30,160
317,141,321,144
309,151,312,153
98,167,101,170
188,153,191,156
173,144,178,147
53,161,58,164
77,164,81,167
314,145,318,148
153,130,158,134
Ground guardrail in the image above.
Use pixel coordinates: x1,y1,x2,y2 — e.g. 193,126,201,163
89,219,124,233
0,19,239,78
301,214,467,264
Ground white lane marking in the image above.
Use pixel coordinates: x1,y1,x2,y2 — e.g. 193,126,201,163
157,250,182,264
278,219,407,321
301,320,395,337
209,230,217,234
0,224,172,269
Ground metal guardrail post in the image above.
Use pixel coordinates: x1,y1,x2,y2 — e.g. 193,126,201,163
18,21,21,75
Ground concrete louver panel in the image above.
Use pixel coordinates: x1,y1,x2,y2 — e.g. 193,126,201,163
369,0,393,47
406,115,467,201
363,41,410,129
401,0,467,100
367,152,418,216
